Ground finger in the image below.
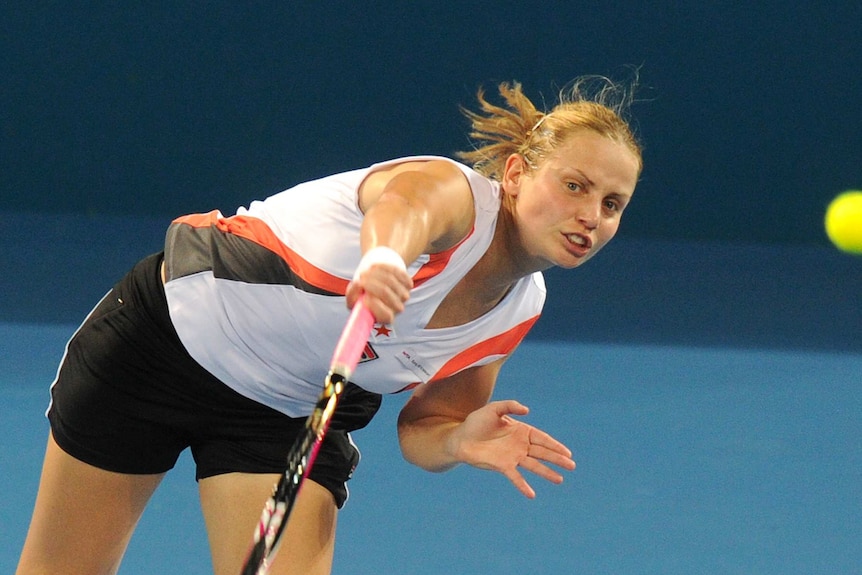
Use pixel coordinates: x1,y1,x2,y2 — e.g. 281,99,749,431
362,276,410,309
345,282,360,309
361,265,413,294
519,457,565,485
504,468,536,499
360,285,412,324
527,444,577,471
367,302,395,325
528,428,573,458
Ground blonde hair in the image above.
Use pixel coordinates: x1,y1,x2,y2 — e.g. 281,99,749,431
457,76,643,180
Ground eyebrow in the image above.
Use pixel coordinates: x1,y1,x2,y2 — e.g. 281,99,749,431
610,193,632,208
572,169,596,189
574,169,633,200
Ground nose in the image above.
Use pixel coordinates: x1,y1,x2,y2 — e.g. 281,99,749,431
577,199,601,230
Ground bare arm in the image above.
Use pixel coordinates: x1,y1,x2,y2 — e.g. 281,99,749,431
346,159,475,323
397,360,576,498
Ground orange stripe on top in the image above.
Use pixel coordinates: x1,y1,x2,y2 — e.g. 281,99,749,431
429,315,540,382
412,226,475,288
174,211,350,295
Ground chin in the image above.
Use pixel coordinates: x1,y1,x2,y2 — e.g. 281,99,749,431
556,258,587,270
559,251,597,269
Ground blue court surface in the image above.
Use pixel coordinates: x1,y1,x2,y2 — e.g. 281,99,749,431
2,213,860,574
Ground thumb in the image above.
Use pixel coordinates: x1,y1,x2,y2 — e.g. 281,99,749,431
493,400,529,418
345,280,362,310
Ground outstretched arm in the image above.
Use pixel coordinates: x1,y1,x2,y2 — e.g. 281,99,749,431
397,360,576,498
346,159,474,324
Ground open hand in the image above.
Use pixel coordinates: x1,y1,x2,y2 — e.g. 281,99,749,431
449,400,576,498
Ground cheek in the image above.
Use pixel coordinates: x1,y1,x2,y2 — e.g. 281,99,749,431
524,189,566,223
597,220,621,245
516,189,553,225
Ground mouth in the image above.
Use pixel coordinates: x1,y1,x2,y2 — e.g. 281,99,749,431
564,233,592,256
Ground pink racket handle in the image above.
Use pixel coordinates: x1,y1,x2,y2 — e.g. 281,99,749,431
329,300,375,380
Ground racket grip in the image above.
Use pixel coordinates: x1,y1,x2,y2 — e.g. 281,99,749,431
329,300,375,379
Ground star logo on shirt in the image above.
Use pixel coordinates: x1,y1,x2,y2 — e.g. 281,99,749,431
374,323,392,337
374,323,393,337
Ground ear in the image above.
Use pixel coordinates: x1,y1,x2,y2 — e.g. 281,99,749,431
501,153,527,197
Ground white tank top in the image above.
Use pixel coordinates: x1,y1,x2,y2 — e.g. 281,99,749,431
163,156,545,417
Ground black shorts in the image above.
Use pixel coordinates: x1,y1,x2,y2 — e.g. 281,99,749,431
47,252,382,508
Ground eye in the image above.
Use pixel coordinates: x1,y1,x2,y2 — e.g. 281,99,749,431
603,197,627,214
566,181,583,193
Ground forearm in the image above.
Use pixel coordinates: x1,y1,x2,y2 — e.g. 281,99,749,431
396,361,504,472
361,189,433,265
397,413,464,472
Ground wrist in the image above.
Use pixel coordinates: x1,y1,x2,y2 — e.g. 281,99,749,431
442,421,466,466
354,246,407,280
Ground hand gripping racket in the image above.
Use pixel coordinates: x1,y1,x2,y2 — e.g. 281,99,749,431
239,301,375,575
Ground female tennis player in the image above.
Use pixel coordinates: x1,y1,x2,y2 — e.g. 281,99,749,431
16,77,642,575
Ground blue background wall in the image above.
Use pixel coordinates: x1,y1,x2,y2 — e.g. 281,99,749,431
3,2,861,246
2,2,860,574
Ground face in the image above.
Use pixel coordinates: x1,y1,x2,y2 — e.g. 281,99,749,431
502,130,640,270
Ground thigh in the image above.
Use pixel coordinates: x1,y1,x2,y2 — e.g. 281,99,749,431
16,433,164,575
199,473,338,575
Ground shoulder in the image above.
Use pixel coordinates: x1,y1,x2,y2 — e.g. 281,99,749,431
363,156,472,188
368,155,470,172
368,157,500,212
358,156,476,217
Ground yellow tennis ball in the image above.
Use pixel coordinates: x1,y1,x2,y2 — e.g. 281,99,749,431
825,191,862,254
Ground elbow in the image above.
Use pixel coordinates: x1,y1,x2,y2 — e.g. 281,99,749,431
396,413,460,473
396,419,426,470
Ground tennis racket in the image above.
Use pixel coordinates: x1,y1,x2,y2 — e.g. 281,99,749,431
239,300,375,575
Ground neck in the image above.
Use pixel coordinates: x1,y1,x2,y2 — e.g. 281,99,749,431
468,201,546,302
